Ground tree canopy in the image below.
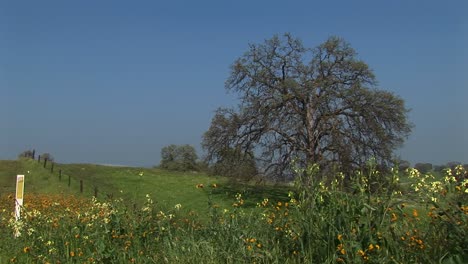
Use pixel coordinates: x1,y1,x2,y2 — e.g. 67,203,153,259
203,34,412,179
40,153,54,162
209,146,258,181
159,144,198,172
18,149,35,159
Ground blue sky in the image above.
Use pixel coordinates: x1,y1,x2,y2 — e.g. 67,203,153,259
1,1,467,167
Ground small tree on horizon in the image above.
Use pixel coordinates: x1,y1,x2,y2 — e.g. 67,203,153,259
18,149,35,159
159,144,198,172
40,153,55,162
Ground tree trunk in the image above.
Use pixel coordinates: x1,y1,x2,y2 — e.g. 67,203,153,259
305,102,316,167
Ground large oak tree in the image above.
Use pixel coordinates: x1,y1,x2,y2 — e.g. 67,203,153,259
203,34,412,179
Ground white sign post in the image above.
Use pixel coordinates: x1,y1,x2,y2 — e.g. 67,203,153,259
15,175,25,221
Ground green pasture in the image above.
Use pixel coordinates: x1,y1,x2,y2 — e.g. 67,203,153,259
0,158,289,218
0,158,466,263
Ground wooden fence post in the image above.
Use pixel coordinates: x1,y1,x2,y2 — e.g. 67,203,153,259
43,158,47,168
80,180,83,193
38,155,41,163
50,162,54,173
94,186,98,198
59,170,62,181
32,149,35,160
68,175,71,187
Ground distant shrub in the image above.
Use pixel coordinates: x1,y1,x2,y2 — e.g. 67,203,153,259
414,162,432,174
447,161,462,170
434,165,445,172
396,159,411,171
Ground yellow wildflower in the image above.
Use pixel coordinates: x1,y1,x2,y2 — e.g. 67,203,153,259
391,213,397,222
336,243,346,255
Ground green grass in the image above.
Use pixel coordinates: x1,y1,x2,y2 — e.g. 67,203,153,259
1,158,466,263
0,159,76,196
0,158,289,219
0,160,21,193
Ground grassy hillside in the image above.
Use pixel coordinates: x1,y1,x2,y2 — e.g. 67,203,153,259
0,160,21,193
0,159,76,196
0,158,289,217
1,158,466,263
